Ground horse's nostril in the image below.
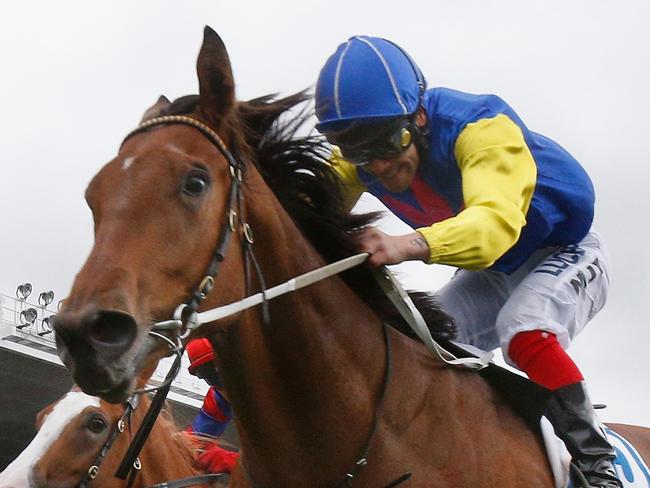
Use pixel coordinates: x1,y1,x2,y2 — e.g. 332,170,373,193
85,310,138,350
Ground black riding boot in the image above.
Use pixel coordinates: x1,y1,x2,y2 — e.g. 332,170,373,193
545,382,622,488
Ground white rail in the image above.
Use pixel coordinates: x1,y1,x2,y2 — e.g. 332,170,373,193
0,293,58,346
0,293,208,407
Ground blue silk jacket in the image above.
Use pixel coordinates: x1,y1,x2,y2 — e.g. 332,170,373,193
189,386,232,437
334,88,594,274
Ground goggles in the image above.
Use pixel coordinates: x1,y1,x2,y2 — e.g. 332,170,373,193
325,117,414,166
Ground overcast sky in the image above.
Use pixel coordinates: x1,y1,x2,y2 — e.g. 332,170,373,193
1,1,649,425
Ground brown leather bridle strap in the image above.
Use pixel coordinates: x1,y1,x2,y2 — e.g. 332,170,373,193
116,114,262,481
146,473,228,488
78,394,141,488
122,115,247,321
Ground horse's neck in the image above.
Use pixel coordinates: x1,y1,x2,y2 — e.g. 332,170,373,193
213,172,409,482
215,176,551,486
237,169,387,362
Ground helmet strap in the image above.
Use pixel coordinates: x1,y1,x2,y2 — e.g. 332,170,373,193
411,110,429,159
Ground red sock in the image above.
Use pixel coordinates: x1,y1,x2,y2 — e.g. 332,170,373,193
508,330,583,391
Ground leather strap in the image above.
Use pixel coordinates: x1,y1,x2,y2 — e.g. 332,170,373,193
371,266,493,370
146,473,227,488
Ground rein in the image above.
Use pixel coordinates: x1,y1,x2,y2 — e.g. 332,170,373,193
113,114,490,488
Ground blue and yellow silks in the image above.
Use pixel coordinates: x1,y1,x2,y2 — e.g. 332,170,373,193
333,88,594,274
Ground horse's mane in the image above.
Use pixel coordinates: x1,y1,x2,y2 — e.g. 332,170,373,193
161,93,455,341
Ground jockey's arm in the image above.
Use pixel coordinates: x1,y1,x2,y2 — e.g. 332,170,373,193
416,114,536,269
330,152,430,266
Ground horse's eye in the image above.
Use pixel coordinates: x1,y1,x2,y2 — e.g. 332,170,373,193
183,169,210,196
87,414,107,434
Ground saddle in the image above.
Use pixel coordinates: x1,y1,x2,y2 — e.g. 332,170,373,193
443,340,552,431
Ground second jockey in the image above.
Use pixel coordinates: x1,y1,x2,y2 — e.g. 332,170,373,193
185,338,239,474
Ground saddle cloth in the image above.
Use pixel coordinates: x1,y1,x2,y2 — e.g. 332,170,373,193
542,420,650,488
448,343,649,488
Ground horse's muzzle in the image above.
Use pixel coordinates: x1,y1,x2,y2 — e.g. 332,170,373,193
53,309,139,401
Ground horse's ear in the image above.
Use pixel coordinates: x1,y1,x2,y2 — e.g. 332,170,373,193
196,26,235,128
141,95,172,122
35,402,56,429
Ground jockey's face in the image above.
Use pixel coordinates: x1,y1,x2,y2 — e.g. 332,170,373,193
361,109,426,193
195,363,224,390
326,109,426,193
362,142,421,193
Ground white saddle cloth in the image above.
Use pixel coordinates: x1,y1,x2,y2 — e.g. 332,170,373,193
541,419,650,488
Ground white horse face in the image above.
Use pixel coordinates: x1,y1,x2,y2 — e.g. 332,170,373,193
0,391,99,488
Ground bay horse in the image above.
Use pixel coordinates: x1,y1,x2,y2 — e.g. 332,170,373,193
0,388,227,488
52,26,650,487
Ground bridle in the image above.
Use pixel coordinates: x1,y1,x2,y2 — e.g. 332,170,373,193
110,114,410,487
77,387,226,488
114,114,261,486
78,395,141,488
124,114,262,337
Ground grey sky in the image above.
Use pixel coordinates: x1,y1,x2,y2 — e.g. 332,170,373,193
1,1,649,425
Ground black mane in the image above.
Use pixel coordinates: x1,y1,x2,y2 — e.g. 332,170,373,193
164,92,456,341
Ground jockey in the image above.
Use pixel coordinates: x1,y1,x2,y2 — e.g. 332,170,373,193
314,36,620,488
185,338,239,474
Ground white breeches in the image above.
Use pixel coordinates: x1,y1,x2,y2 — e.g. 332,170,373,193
436,230,611,366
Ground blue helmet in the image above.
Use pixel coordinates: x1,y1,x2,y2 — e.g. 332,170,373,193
315,36,426,133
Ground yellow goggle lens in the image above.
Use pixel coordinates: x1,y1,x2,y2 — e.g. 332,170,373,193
400,128,412,149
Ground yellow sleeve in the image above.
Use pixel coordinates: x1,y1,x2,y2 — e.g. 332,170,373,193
330,147,367,211
416,114,536,269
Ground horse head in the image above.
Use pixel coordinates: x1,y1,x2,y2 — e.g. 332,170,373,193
0,388,213,488
30,391,123,488
53,27,248,402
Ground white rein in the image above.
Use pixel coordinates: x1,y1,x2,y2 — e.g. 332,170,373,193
154,253,492,371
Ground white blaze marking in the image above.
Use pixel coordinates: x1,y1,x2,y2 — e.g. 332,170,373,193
122,156,136,171
122,143,189,173
0,391,100,488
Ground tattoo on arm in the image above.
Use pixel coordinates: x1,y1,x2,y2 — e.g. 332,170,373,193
410,237,428,250
408,235,430,261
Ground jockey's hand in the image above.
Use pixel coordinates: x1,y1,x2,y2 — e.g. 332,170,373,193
197,443,240,474
357,228,430,267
